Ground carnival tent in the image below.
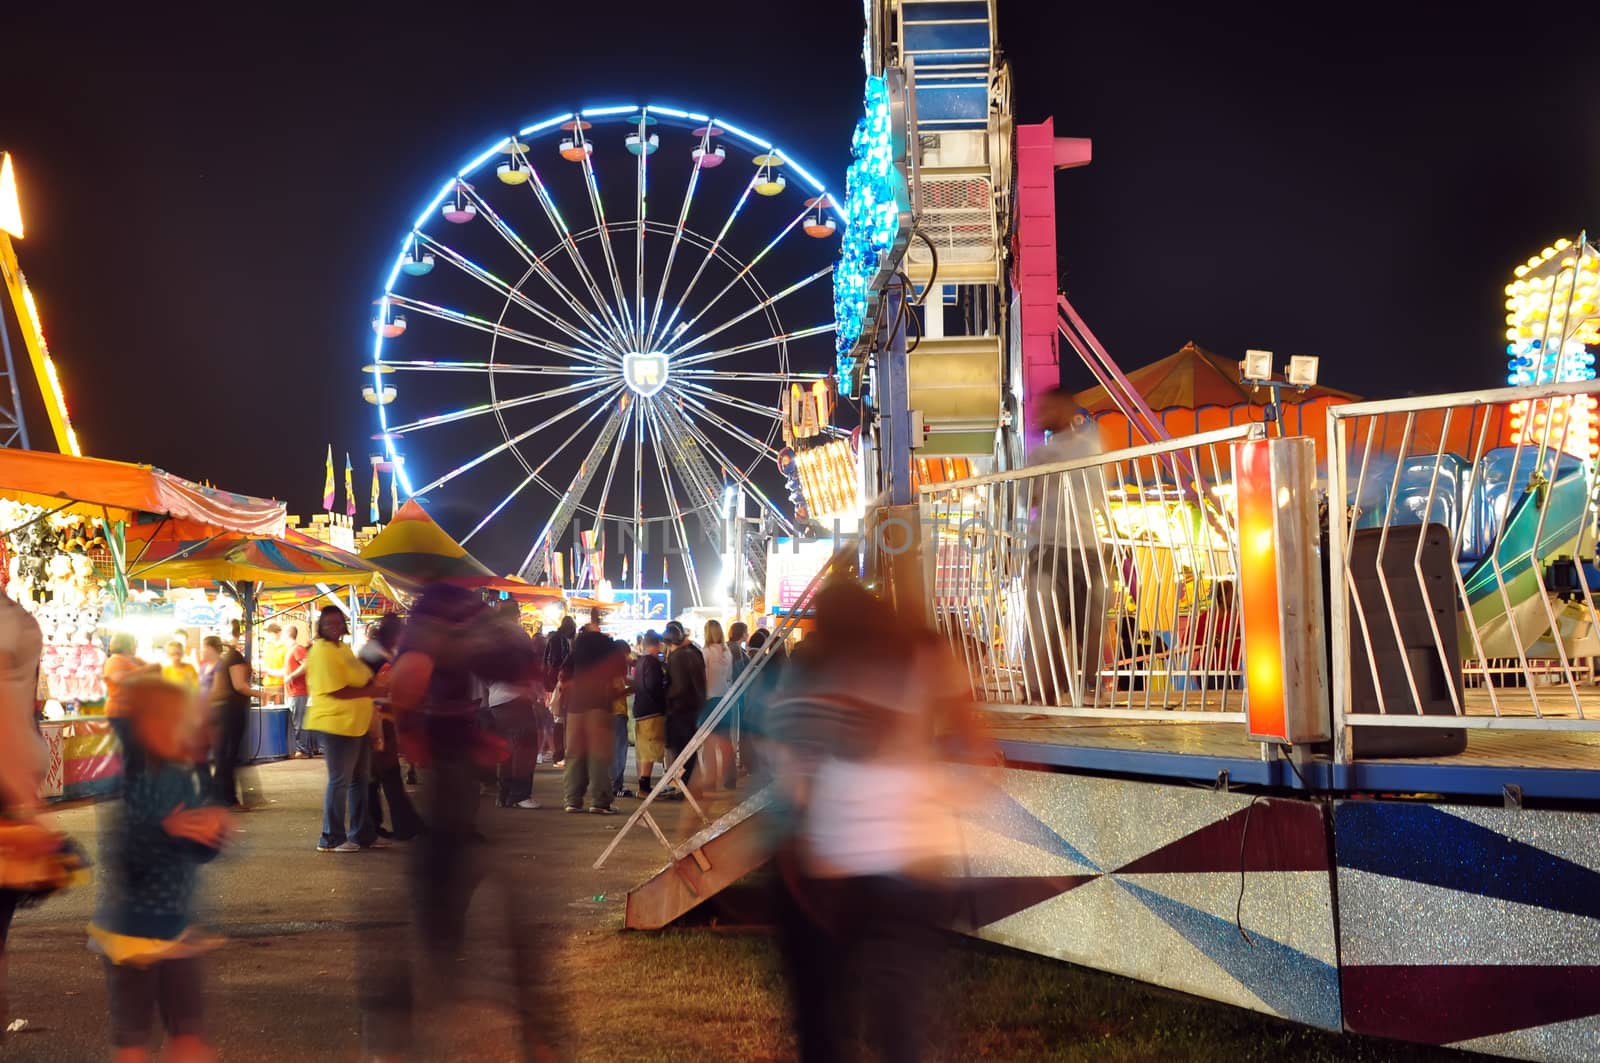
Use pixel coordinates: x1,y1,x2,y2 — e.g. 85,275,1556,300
1076,341,1357,413
0,449,286,535
123,519,375,590
360,500,561,602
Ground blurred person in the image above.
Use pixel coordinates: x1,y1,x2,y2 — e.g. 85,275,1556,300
631,630,668,797
560,622,624,814
104,632,160,755
700,620,736,792
1,550,87,1041
486,602,542,810
726,621,751,784
543,615,577,767
740,628,788,781
527,621,550,763
304,606,384,853
89,677,234,1063
766,580,988,1063
365,582,550,1061
1024,387,1111,705
161,640,199,695
260,622,286,700
362,615,426,839
207,629,267,809
609,639,633,799
283,624,318,758
662,621,707,792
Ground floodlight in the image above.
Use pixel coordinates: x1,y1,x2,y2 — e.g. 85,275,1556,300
362,385,397,406
1286,355,1320,388
1241,349,1275,384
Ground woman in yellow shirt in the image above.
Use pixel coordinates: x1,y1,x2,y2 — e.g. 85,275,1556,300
161,639,200,694
305,606,384,853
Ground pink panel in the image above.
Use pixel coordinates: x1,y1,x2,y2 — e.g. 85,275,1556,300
1014,120,1066,454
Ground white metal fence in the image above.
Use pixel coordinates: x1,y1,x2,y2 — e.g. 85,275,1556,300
920,424,1261,720
1327,380,1600,753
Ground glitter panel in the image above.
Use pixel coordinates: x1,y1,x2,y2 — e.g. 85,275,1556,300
951,767,1340,1031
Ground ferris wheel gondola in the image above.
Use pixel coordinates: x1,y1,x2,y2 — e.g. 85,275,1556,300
365,104,846,604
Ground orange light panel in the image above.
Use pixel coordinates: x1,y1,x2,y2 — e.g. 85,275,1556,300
1235,438,1287,742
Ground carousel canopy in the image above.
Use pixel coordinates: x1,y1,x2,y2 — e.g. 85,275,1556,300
360,500,561,602
1076,341,1359,413
0,450,286,535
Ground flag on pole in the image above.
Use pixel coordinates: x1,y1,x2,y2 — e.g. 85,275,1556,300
389,465,399,519
322,446,335,511
369,459,380,523
344,453,356,517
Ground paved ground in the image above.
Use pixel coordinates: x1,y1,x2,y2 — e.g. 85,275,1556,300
6,758,671,1061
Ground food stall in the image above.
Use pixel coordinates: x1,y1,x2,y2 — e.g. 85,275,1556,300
0,449,286,799
124,522,379,762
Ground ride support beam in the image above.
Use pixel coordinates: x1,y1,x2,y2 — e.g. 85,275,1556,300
879,278,915,507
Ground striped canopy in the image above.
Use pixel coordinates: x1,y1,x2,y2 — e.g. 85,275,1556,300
125,520,374,589
359,500,561,602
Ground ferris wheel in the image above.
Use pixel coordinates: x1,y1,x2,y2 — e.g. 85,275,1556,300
366,105,846,603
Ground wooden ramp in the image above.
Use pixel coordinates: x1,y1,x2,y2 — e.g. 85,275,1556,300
624,787,778,930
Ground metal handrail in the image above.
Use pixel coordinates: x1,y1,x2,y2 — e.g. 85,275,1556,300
593,535,861,870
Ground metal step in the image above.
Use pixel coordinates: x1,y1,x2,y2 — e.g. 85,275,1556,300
624,786,777,930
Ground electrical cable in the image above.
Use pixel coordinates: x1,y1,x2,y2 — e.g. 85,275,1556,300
1235,794,1264,946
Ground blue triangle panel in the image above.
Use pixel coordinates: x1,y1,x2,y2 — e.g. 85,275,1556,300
1335,802,1600,921
967,786,1102,872
1116,879,1342,1031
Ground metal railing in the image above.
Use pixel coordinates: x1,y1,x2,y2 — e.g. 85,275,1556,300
919,424,1261,720
1326,380,1600,758
593,535,860,870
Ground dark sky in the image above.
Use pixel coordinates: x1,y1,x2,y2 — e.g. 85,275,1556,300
3,1,1598,572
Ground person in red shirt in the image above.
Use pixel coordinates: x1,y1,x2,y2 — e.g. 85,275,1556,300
283,624,318,758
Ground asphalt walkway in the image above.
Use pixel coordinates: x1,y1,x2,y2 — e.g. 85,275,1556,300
6,758,668,1061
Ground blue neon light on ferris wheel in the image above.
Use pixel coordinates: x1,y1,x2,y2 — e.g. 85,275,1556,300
369,103,846,501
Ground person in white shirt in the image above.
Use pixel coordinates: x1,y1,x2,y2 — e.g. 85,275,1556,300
699,620,736,792
0,550,48,1035
1024,387,1112,706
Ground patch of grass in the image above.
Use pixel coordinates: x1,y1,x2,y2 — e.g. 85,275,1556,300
562,927,1494,1063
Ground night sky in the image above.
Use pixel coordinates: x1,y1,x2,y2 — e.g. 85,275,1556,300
3,1,1598,572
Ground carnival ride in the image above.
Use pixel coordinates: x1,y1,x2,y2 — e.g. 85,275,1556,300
364,107,851,607
0,152,82,456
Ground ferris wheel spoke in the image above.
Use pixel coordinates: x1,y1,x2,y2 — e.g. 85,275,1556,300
643,400,704,604
382,360,600,378
651,180,757,350
631,398,644,597
672,323,837,369
460,387,630,545
411,382,625,498
632,116,649,349
413,230,620,361
665,405,795,536
659,205,811,349
668,389,780,461
674,380,852,439
387,376,610,436
508,142,635,347
445,190,620,352
641,144,705,351
385,294,612,369
517,401,630,579
665,265,834,357
674,369,828,383
453,186,624,351
575,139,639,348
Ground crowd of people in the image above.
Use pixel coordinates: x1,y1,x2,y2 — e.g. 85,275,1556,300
0,558,990,1061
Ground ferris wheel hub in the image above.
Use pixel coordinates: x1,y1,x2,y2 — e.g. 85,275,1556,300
622,351,670,398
